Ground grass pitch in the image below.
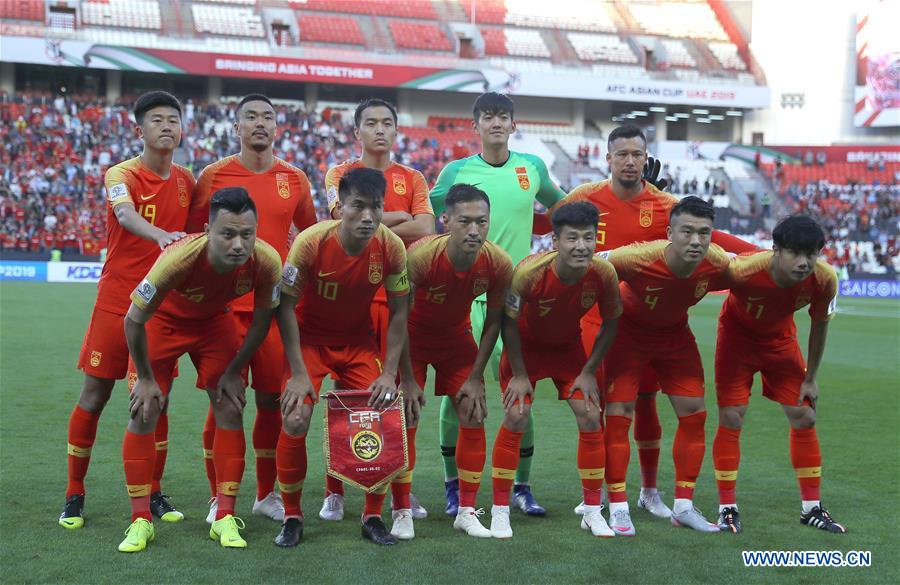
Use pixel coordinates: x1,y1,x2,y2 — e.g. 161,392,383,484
1,282,897,584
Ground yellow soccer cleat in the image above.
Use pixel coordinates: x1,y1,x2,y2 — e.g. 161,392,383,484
118,518,155,553
209,515,247,548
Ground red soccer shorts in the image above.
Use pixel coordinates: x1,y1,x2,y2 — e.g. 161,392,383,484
580,313,659,394
77,306,129,379
370,298,389,362
129,313,241,394
410,332,477,396
715,324,809,407
299,342,383,396
604,325,705,403
234,310,285,394
499,341,587,402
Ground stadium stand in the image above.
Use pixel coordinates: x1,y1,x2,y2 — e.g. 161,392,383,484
708,41,747,71
460,0,617,33
626,1,729,40
660,39,697,68
388,20,453,52
81,0,161,31
291,0,437,20
191,3,265,38
0,0,44,22
567,33,639,64
298,14,365,46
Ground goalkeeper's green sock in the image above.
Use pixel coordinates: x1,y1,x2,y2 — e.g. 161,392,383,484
439,395,460,480
515,411,535,484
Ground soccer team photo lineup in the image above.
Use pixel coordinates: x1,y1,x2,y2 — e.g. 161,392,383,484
1,1,899,581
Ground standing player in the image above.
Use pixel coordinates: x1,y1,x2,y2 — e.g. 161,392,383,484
119,188,282,552
713,215,845,533
429,92,566,516
273,168,412,547
561,124,756,519
322,98,434,521
405,184,514,538
191,94,317,523
601,196,730,535
59,91,194,529
490,201,621,539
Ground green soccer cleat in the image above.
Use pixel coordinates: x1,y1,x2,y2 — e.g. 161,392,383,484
209,515,247,548
59,494,85,530
118,518,155,553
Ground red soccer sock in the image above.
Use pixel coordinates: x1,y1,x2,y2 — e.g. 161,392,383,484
66,405,100,497
604,415,632,503
213,428,246,520
202,407,216,499
123,430,156,522
490,425,522,506
275,430,307,519
713,425,742,506
363,487,388,520
325,474,345,497
673,411,707,500
457,425,487,509
151,413,168,493
391,427,417,510
634,395,662,490
790,426,822,502
253,407,281,500
578,429,605,506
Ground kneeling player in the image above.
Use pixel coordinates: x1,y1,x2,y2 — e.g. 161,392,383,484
490,201,621,539
274,168,412,547
713,215,845,533
120,188,282,552
405,184,513,538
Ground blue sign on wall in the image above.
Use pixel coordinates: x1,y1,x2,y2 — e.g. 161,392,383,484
0,261,47,282
839,279,900,299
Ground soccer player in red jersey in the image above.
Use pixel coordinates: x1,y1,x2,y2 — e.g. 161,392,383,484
405,184,514,538
190,94,317,524
274,168,412,547
713,215,846,534
490,201,622,539
118,187,282,552
560,124,756,520
601,196,730,535
59,91,196,529
322,98,434,522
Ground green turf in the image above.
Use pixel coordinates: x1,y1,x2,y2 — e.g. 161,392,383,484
1,283,898,584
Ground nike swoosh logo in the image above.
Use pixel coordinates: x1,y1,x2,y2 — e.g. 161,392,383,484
139,194,156,201
599,211,610,217
645,286,664,292
538,298,556,303
186,287,203,293
318,271,336,278
748,296,765,301
428,285,446,292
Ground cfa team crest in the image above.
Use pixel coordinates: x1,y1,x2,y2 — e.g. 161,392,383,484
276,172,291,199
581,289,596,309
352,430,382,461
368,253,383,284
90,351,102,368
235,278,253,296
639,201,653,228
795,293,811,309
472,274,489,296
177,178,188,207
392,174,407,195
694,280,709,298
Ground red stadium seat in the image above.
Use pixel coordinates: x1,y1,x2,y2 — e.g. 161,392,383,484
298,14,365,45
388,20,453,52
0,0,45,22
290,0,436,20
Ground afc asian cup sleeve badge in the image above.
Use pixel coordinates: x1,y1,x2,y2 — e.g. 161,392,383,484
135,278,157,304
177,177,188,207
694,279,709,298
276,172,291,199
639,201,653,228
282,263,299,286
392,174,407,195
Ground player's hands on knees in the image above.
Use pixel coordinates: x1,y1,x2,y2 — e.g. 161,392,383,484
457,376,487,424
798,380,819,410
367,372,398,409
216,371,247,413
280,375,317,419
571,373,602,413
129,378,164,423
503,375,533,415
155,230,187,249
399,378,426,426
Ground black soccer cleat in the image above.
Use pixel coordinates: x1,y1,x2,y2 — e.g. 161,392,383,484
59,494,85,529
150,492,184,523
717,506,743,534
274,518,304,547
361,517,398,546
800,505,846,533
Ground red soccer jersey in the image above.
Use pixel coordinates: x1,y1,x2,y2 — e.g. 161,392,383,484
721,250,838,342
282,221,409,346
99,156,196,314
191,155,317,312
505,252,622,346
605,240,731,334
407,234,513,338
130,233,282,322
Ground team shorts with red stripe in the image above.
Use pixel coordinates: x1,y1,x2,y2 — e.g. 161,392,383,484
370,299,389,362
410,332,477,397
78,306,129,379
604,325,705,403
234,310,285,394
499,341,587,402
715,324,808,407
300,341,383,398
580,313,659,394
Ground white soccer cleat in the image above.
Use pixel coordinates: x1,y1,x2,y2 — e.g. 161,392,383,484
390,509,415,540
252,491,285,522
206,497,217,525
409,493,428,520
609,507,636,536
453,507,492,538
637,490,674,519
671,507,721,533
574,500,585,515
319,493,344,521
490,505,513,539
581,505,614,538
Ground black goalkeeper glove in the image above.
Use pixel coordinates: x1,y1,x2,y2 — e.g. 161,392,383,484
642,156,669,191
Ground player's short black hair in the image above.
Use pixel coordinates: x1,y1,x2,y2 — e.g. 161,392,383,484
670,195,715,222
772,215,825,254
472,92,514,121
338,167,386,203
445,184,490,213
607,124,647,151
209,187,257,223
237,93,274,116
133,91,182,125
551,201,599,236
354,98,398,128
